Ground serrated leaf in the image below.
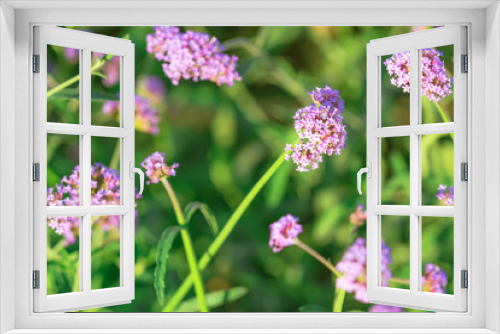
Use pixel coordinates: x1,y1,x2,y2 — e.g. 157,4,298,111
48,88,120,102
154,226,181,305
174,287,248,312
184,201,219,236
299,304,328,312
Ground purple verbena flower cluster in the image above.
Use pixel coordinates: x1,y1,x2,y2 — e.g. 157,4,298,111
422,263,448,293
268,214,303,253
141,151,178,184
137,75,167,106
368,304,403,312
47,163,142,246
63,47,79,64
285,85,347,172
335,238,392,303
102,94,161,135
383,48,453,102
436,184,454,206
146,26,241,86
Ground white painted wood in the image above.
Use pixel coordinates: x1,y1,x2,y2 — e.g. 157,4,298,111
366,26,467,312
33,26,135,313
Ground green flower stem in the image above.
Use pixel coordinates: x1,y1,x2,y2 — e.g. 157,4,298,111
163,152,286,312
434,102,455,140
295,239,341,278
109,141,121,170
333,287,346,312
388,277,410,285
161,178,209,312
46,59,106,99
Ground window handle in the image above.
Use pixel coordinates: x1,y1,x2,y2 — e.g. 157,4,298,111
130,162,145,195
357,162,372,195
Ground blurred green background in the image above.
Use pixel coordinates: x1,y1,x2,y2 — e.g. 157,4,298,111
46,26,455,312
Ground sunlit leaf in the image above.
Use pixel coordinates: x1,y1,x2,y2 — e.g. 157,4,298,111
154,226,181,305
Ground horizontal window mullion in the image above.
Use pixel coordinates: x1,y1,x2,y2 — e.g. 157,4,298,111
47,123,88,135
412,123,454,135
411,205,454,217
372,126,411,138
90,126,129,138
372,205,411,215
46,205,131,217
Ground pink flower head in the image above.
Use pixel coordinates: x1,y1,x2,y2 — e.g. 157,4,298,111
269,214,303,253
350,204,367,227
102,56,120,87
335,238,392,303
63,48,79,64
141,151,178,184
137,75,167,107
47,163,142,246
135,96,160,135
384,48,453,102
422,263,448,293
436,184,454,206
369,304,403,312
146,26,242,86
102,96,160,135
285,85,347,172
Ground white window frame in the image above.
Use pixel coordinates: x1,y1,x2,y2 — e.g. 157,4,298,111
366,26,467,312
0,1,499,333
33,26,136,313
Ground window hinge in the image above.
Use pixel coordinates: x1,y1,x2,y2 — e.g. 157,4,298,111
461,54,468,73
461,162,468,181
461,270,468,289
33,163,40,182
33,54,40,73
33,270,40,289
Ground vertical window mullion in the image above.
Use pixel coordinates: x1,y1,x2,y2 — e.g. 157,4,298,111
81,47,92,294
409,47,420,294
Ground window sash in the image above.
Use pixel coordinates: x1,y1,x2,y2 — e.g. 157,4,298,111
33,25,136,313
366,26,468,312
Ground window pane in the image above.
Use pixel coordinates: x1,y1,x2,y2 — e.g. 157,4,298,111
91,215,121,290
381,52,410,127
91,136,121,206
421,45,454,124
381,136,410,205
381,215,410,290
91,52,120,127
47,216,80,295
421,217,453,295
421,133,454,206
47,134,80,207
47,45,80,124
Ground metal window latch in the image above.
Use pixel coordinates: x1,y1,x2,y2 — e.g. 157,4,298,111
33,54,40,73
461,54,468,73
33,163,40,182
461,270,468,289
357,162,372,195
33,270,40,289
461,163,468,181
129,162,144,195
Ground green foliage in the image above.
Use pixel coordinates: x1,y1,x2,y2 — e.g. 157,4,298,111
173,287,248,312
184,202,219,236
154,226,181,305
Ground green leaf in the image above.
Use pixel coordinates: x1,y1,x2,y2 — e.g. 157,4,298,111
91,71,109,80
48,88,119,102
104,53,116,61
154,226,181,305
174,287,248,312
299,304,328,312
184,201,219,235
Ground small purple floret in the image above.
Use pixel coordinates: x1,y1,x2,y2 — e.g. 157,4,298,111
436,184,454,206
268,214,303,253
369,304,403,312
141,151,178,184
422,263,448,294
